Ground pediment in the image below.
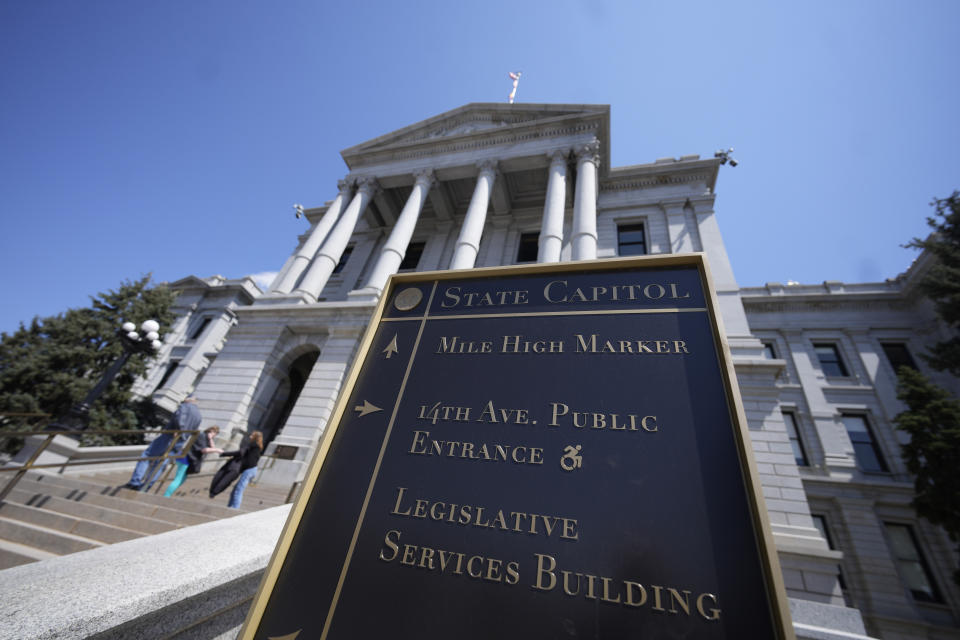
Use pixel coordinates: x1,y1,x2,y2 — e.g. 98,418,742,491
168,275,214,290
341,103,609,168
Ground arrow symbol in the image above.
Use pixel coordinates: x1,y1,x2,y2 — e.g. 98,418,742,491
383,334,399,359
354,400,383,417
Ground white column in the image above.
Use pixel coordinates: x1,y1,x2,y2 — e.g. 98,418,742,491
571,140,600,260
267,254,297,292
361,170,434,292
478,216,510,267
450,161,497,270
538,150,568,263
294,178,377,299
272,180,352,294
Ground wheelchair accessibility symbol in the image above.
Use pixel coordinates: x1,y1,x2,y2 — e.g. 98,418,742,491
560,445,583,471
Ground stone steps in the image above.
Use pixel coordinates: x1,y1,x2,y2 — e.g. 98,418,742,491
19,472,240,520
0,516,101,556
13,476,219,524
7,488,182,534
0,468,290,568
0,538,56,570
88,470,288,511
0,500,142,544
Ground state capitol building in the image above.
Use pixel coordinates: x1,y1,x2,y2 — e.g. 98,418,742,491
133,103,959,639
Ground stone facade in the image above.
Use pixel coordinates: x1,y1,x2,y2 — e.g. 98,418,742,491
742,254,960,639
133,275,259,417
139,103,958,638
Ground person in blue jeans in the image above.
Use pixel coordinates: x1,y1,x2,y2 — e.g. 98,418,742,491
125,396,202,490
229,466,258,509
209,431,263,509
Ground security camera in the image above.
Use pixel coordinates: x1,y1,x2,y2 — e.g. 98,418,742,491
714,148,738,167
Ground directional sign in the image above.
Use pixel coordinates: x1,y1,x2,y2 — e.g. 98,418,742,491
239,254,794,640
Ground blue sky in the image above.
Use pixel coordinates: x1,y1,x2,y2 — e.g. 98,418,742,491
1,1,958,334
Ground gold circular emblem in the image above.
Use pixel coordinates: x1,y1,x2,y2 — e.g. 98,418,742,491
393,287,423,311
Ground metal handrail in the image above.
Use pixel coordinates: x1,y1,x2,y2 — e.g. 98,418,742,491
0,412,51,420
0,427,201,503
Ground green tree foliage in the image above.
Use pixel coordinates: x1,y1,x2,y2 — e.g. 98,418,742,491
906,191,960,375
895,191,960,586
0,276,176,445
895,367,960,586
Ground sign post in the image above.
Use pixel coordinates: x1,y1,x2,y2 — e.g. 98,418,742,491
240,254,795,640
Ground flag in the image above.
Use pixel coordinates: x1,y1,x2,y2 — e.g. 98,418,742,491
508,71,522,104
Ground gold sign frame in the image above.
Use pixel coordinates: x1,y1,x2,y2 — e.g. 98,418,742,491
239,253,795,640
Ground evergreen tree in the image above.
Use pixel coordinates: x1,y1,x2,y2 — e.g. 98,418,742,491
0,276,175,445
894,191,960,586
906,191,960,375
895,367,960,586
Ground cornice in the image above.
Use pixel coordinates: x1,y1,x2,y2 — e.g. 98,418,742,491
341,103,610,175
241,300,377,317
600,158,721,193
167,276,260,301
600,171,713,192
742,297,916,315
345,121,605,170
800,473,915,496
343,103,606,151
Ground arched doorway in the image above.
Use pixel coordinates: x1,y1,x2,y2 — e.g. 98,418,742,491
261,350,319,445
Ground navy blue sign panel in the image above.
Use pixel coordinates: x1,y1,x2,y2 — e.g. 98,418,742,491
241,255,793,640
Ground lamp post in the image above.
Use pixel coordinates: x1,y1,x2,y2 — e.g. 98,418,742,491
52,319,163,432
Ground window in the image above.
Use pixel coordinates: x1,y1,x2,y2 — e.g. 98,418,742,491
189,318,211,341
515,233,539,263
841,414,888,472
155,362,179,392
884,523,943,603
763,341,778,359
781,410,809,466
814,343,849,377
398,242,425,271
617,223,647,256
332,245,354,274
881,343,918,374
811,515,852,605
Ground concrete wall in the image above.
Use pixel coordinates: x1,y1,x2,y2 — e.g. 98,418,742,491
0,505,290,640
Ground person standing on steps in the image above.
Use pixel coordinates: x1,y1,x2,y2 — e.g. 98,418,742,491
163,425,222,497
125,395,202,491
209,430,264,509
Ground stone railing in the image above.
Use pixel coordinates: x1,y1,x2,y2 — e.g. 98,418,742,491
0,504,290,639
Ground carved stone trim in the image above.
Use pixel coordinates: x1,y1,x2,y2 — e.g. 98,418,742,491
547,149,570,166
397,114,545,145
354,177,379,196
476,159,498,176
412,169,436,188
575,140,600,166
347,123,602,168
743,299,913,315
600,172,712,191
